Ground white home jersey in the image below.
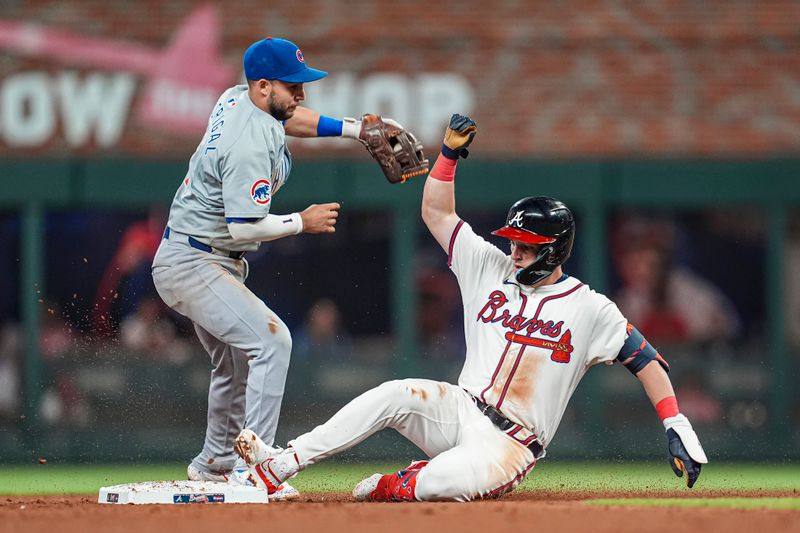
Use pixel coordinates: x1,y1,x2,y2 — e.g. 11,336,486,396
448,221,628,448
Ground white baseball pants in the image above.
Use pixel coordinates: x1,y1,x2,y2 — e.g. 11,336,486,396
289,378,537,501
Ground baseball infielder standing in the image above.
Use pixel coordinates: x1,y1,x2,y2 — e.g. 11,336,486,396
151,37,416,500
232,114,709,502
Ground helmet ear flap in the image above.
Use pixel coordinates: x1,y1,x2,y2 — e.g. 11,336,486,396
515,244,555,286
515,239,575,286
542,243,557,263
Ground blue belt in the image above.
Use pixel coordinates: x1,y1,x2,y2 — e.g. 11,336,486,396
163,227,246,260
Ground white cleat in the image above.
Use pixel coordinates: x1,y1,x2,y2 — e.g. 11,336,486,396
186,433,301,502
352,473,382,502
235,429,277,466
227,465,258,487
269,481,300,501
187,463,229,483
232,430,302,502
229,463,301,501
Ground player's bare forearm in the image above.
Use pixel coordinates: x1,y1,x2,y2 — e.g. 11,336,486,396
422,172,460,251
421,114,477,252
636,360,677,407
284,106,321,137
637,361,708,486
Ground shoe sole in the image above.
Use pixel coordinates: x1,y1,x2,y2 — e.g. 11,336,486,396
187,465,229,483
352,473,382,501
270,489,301,502
234,431,257,465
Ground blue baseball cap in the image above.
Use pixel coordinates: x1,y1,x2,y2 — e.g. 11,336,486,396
243,37,328,83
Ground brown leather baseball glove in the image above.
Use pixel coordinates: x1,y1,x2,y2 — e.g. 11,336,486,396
358,115,429,184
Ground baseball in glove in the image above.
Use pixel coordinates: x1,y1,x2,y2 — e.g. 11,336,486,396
357,115,429,184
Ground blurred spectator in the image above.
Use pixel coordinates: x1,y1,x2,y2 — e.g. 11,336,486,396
40,302,76,359
92,207,167,338
417,264,463,361
674,372,723,426
119,296,191,362
37,301,89,427
0,322,21,419
1,302,79,423
39,374,91,428
612,216,740,345
698,210,765,334
293,298,353,362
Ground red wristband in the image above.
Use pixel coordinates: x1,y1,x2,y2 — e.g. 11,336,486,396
655,396,679,421
430,154,457,182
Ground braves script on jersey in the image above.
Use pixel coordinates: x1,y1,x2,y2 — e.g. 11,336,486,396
449,221,628,447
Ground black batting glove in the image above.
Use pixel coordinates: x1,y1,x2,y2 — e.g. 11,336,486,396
667,428,703,488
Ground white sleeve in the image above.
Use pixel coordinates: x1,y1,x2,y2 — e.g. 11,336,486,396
228,213,303,243
448,221,511,304
586,296,628,367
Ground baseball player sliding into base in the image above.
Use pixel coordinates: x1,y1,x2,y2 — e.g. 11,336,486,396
151,36,416,500
233,114,709,502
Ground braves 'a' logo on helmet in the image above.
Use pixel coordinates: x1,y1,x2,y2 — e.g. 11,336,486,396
508,210,525,228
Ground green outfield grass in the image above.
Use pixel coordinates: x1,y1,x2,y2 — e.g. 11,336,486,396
0,463,407,496
519,462,800,492
1,461,798,510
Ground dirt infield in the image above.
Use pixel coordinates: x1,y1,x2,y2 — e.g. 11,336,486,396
2,491,799,533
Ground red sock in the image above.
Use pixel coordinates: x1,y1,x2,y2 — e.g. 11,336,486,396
369,468,421,502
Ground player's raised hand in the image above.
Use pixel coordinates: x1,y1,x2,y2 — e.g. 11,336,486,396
442,114,477,159
300,202,340,234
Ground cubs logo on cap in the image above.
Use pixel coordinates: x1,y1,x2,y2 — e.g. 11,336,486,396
243,37,327,83
251,179,271,205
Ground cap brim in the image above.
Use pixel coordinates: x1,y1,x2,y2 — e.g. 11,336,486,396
277,67,328,83
492,227,557,244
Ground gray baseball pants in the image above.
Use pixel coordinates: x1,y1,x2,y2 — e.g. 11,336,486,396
152,233,291,475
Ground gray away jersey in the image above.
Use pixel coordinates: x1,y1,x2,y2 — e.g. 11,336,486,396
167,85,293,251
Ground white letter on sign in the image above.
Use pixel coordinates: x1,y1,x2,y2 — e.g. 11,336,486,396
58,71,136,147
1,72,55,146
417,74,475,145
361,74,411,131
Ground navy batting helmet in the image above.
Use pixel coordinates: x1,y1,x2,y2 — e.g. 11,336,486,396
492,196,575,286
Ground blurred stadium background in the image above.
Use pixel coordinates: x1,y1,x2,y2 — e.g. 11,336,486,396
0,1,798,465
